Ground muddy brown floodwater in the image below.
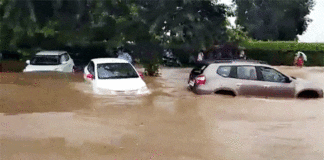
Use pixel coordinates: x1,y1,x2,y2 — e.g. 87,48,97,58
1,66,324,160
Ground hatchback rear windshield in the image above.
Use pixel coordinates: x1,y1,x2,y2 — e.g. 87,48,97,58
30,55,60,65
97,63,139,79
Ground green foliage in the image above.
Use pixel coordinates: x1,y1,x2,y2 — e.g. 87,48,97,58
233,0,315,41
126,42,163,76
245,49,323,66
240,41,324,66
226,25,251,44
240,41,324,52
135,0,229,50
0,0,232,75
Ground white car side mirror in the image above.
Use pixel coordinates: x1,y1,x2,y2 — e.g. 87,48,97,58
26,60,30,64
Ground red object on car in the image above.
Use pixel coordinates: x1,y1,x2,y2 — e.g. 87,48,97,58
138,71,144,79
86,74,94,80
195,75,206,85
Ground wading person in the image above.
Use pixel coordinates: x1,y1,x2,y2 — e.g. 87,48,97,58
117,49,132,64
294,51,306,68
296,55,304,68
197,50,204,62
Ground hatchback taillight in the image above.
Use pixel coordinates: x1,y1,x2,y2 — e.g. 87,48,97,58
195,75,206,85
86,74,94,80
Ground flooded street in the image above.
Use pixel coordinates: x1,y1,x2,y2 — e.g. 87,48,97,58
1,66,324,160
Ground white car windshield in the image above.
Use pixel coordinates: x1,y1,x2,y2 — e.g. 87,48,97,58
30,55,60,65
97,63,139,79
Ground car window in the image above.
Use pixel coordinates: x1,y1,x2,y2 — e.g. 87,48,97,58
30,55,60,65
64,53,70,61
97,63,139,79
217,66,232,77
237,66,257,80
88,61,95,74
259,67,287,83
60,53,69,62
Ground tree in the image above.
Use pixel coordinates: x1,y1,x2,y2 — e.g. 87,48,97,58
134,0,229,50
0,0,231,76
121,0,229,75
233,0,315,41
226,24,251,44
0,0,87,50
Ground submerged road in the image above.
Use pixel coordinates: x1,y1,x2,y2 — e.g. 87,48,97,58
1,66,324,160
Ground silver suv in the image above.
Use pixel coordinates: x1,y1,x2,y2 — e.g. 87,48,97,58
188,60,323,98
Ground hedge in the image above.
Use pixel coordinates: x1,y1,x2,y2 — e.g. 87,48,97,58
244,49,323,66
240,41,324,52
240,41,324,66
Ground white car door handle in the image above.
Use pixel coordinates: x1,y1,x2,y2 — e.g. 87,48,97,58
264,85,270,88
236,83,242,87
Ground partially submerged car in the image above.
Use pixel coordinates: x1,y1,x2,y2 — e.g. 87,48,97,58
23,51,75,73
83,58,149,95
188,59,323,98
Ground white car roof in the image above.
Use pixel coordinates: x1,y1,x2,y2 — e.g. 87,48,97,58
214,62,271,67
36,51,67,56
91,58,129,64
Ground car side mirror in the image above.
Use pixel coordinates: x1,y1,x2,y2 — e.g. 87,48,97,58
26,60,30,64
285,77,292,83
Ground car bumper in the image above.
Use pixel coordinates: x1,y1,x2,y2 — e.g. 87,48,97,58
192,86,213,95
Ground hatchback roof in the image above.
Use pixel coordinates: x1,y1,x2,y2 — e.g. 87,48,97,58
91,58,129,64
36,51,67,56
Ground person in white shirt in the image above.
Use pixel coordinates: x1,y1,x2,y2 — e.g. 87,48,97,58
197,50,204,62
239,50,246,59
117,50,132,64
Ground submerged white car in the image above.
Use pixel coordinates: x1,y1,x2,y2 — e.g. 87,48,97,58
23,51,75,72
83,58,150,95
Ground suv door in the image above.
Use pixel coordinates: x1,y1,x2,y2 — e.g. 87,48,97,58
234,66,266,96
256,66,295,98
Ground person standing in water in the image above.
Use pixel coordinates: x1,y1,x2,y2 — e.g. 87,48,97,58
117,48,133,64
197,50,204,62
296,55,304,68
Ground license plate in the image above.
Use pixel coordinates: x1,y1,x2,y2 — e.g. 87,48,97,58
188,80,195,87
